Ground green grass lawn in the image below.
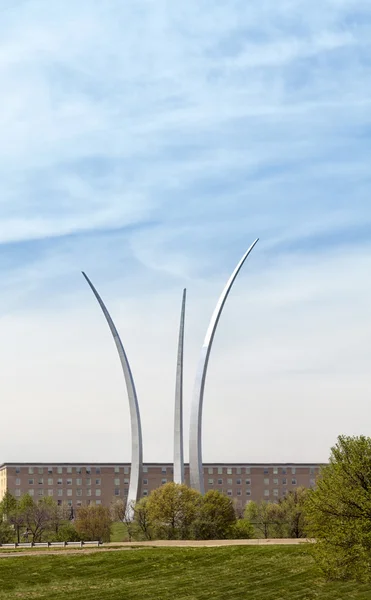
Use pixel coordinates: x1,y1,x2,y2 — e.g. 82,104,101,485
110,520,129,542
0,546,370,599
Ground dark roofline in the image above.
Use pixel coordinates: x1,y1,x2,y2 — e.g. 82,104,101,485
0,461,327,469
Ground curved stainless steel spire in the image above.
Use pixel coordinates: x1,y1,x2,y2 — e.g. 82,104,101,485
82,272,143,517
174,288,186,484
189,239,259,493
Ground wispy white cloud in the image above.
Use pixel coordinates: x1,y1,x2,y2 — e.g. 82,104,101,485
0,0,370,463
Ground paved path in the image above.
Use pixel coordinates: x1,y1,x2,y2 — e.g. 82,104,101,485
0,538,313,558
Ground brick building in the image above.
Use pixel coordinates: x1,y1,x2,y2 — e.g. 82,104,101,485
0,462,322,509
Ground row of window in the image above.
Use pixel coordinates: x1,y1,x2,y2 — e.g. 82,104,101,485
16,467,131,475
15,489,102,497
20,478,105,486
14,466,318,476
208,478,298,486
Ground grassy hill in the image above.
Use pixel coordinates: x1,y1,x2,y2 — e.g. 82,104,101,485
0,545,369,599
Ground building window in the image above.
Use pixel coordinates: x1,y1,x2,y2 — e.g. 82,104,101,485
28,468,34,474
67,489,72,497
67,467,72,474
273,478,278,485
96,489,101,497
264,490,269,497
86,467,91,474
162,467,167,474
273,489,279,497
67,500,73,506
273,467,278,475
143,490,148,496
76,478,82,486
28,479,34,485
227,468,232,475
236,479,241,485
161,479,167,485
115,478,121,486
208,479,214,485
282,478,287,485
237,490,242,496
218,467,223,475
114,489,120,496
38,489,44,496
227,478,232,485
87,489,91,497
15,467,20,474
310,479,315,488
38,478,43,485
38,468,43,474
292,479,297,485
124,489,128,496
283,489,288,496
95,479,101,486
77,501,82,507
57,500,62,506
245,467,250,474
29,489,34,496
282,468,287,475
48,490,54,497
15,489,21,497
227,490,232,496
86,478,91,486
48,467,53,474
114,467,120,474
208,468,213,474
143,467,148,473
95,467,101,474
76,467,82,474
142,479,147,485
76,489,82,496
246,490,251,496
57,489,63,497
57,467,63,474
48,479,53,486
291,467,296,475
57,478,62,485
245,479,251,486
236,467,241,475
217,479,223,485
67,479,72,486
124,467,129,475
16,478,20,486
264,468,269,474
124,478,129,485
310,467,316,475
96,500,101,505
264,478,269,486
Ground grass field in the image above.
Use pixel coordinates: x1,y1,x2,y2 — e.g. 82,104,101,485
0,546,370,599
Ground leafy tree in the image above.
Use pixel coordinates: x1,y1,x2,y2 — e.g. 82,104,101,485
147,483,201,539
0,521,14,544
55,523,81,542
244,500,283,539
306,435,371,582
21,496,56,542
134,498,152,540
228,518,255,539
191,490,237,539
75,505,112,542
278,487,309,538
110,499,137,541
0,490,17,519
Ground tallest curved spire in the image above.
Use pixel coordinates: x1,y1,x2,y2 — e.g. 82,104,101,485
189,239,259,493
82,272,143,516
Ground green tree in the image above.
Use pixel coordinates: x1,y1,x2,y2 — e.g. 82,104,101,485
0,521,14,544
278,487,309,538
147,483,201,539
244,500,282,538
192,490,237,540
306,435,371,582
0,490,17,519
20,496,56,542
55,523,81,542
134,497,152,540
228,518,255,539
75,505,112,543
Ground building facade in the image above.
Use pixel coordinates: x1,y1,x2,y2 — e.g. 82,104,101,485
0,462,322,509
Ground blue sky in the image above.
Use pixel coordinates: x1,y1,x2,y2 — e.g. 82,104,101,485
0,0,371,464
